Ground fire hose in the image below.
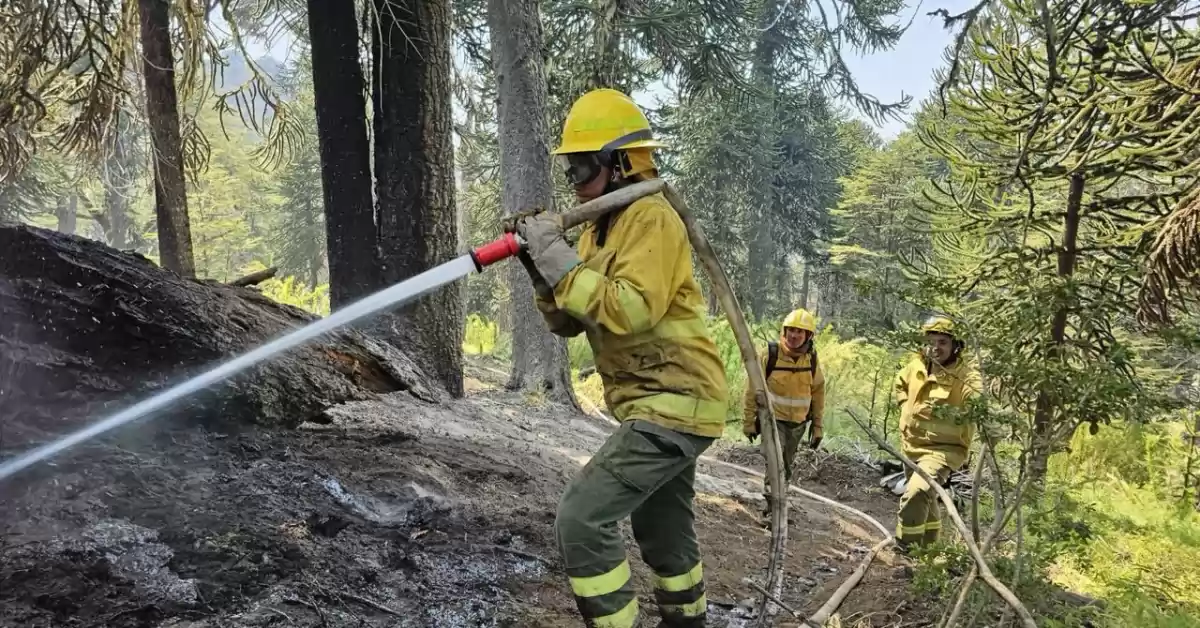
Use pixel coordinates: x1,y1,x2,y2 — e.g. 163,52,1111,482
469,179,888,623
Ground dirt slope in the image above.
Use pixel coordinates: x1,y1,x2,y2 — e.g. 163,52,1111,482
1,360,920,627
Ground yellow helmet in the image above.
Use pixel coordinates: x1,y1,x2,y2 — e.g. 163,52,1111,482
553,89,665,180
921,316,957,337
782,308,817,334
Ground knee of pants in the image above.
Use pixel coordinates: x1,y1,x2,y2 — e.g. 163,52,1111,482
555,503,600,547
901,470,935,503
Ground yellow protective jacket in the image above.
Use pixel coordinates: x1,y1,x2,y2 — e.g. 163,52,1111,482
742,344,825,436
895,353,982,469
535,190,729,438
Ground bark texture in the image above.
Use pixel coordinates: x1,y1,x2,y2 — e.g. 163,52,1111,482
488,0,576,404
55,195,76,235
137,0,195,277
0,224,436,451
307,0,377,309
101,109,135,249
371,0,463,397
1031,172,1085,482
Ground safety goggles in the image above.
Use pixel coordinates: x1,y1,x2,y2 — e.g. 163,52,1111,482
557,153,605,186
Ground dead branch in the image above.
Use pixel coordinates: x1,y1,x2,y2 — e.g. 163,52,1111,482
662,184,790,624
743,579,800,617
804,537,894,627
335,590,403,616
424,543,554,566
228,266,278,287
845,410,1036,628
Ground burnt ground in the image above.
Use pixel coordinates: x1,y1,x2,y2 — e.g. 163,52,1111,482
0,360,931,628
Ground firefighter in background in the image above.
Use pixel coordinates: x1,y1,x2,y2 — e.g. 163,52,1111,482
893,316,982,549
742,308,825,523
515,88,727,627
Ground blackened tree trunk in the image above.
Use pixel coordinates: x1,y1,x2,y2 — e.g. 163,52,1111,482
488,0,578,406
371,0,463,397
137,0,195,277
306,0,377,308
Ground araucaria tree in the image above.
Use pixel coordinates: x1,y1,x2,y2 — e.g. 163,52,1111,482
920,0,1200,480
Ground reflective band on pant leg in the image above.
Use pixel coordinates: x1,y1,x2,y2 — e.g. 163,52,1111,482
569,560,638,625
591,599,639,628
655,563,703,592
896,521,926,538
923,518,942,544
570,560,631,598
654,563,707,619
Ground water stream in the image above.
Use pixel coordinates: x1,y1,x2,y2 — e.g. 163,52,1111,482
0,254,480,481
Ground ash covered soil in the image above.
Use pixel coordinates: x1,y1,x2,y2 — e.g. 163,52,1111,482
1,360,922,628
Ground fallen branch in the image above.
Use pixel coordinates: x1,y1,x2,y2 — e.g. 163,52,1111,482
336,590,404,616
804,537,894,627
228,266,278,287
845,410,1037,628
660,184,790,625
743,578,800,617
425,543,555,566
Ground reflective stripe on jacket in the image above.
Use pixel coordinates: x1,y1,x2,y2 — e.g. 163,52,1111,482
535,189,729,438
742,346,825,433
895,353,981,469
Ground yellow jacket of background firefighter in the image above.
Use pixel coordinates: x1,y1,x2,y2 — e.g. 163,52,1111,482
894,353,982,469
533,190,729,438
741,343,825,435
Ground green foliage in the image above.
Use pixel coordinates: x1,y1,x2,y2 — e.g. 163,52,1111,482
1031,424,1200,626
257,274,331,316
463,314,501,355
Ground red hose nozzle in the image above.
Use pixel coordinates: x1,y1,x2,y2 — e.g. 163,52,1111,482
470,233,523,271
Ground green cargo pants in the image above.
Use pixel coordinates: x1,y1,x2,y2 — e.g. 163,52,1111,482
761,420,811,509
555,419,714,628
896,452,951,549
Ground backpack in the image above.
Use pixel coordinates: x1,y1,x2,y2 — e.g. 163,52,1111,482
765,341,818,379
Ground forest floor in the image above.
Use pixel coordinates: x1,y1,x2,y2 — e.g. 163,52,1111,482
0,356,931,628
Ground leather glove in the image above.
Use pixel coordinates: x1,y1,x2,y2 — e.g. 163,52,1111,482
517,213,580,289
517,250,555,301
809,422,823,449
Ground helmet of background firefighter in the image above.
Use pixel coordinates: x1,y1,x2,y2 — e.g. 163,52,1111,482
553,88,665,179
782,308,818,334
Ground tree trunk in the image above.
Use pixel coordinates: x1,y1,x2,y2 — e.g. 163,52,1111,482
55,195,77,235
745,0,781,322
1031,173,1084,482
371,0,463,398
307,0,377,309
488,0,578,405
799,259,811,309
137,0,195,278
773,250,790,314
102,110,134,249
589,0,628,90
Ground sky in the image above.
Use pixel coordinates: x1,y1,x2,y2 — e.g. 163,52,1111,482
217,0,978,141
841,0,977,138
